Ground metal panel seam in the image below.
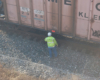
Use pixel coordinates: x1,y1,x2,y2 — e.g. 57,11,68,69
72,0,76,37
30,0,33,27
4,0,8,21
16,0,21,24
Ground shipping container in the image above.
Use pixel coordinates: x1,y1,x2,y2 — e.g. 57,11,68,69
75,0,100,42
1,0,100,43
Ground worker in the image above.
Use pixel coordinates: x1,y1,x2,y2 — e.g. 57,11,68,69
45,32,58,58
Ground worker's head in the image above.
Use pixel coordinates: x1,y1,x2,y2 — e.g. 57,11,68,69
48,32,52,36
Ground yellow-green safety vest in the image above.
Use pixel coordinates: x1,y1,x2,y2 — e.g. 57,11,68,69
45,36,58,47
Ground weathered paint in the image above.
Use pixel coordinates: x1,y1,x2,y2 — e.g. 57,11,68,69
6,0,18,22
46,0,59,32
75,0,91,39
75,0,100,42
19,0,31,25
90,0,100,41
61,0,74,35
32,0,45,29
6,0,16,5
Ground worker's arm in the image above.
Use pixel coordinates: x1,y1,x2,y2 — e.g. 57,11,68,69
44,38,47,42
54,38,58,46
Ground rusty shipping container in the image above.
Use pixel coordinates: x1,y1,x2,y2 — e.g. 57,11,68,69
1,0,100,43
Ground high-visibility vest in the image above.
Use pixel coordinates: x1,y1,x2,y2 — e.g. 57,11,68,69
45,36,58,47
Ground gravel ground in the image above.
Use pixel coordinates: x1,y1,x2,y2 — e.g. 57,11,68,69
0,23,100,79
0,29,86,71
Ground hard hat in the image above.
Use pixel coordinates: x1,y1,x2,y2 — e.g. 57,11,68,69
48,32,52,36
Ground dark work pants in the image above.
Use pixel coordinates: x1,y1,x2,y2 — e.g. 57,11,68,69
48,47,57,58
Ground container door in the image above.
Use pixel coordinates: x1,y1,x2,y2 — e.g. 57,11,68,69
90,0,100,41
32,0,45,29
6,0,18,23
19,0,31,26
75,0,91,39
46,0,59,32
61,0,74,35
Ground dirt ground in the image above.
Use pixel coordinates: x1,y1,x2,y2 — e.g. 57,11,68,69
1,63,96,80
0,63,82,80
0,63,45,80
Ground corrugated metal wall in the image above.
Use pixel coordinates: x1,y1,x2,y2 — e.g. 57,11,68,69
6,0,18,22
75,0,100,42
3,0,100,42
